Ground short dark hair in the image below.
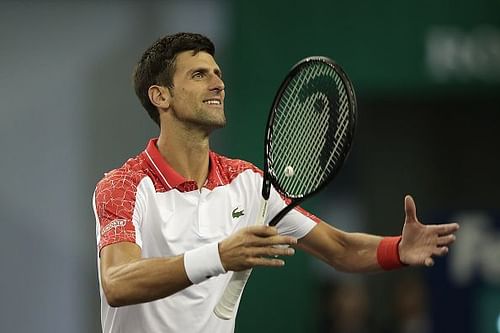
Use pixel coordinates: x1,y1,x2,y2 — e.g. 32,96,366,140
133,32,215,126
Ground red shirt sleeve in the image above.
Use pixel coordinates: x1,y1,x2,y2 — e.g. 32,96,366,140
94,170,144,253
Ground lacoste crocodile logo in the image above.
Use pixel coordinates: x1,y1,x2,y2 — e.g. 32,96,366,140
232,207,245,219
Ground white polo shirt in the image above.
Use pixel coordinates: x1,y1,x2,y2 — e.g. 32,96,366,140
93,138,319,333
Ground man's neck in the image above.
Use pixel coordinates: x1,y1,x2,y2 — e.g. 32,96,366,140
156,128,210,189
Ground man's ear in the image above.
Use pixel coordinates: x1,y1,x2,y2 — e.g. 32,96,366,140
148,85,171,109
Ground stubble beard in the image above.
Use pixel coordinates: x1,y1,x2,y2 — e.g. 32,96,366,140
175,104,226,133
199,108,226,132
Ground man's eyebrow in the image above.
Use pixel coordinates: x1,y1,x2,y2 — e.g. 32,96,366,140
189,67,208,74
188,67,223,78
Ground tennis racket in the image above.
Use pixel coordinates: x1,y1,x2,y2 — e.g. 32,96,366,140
213,56,357,320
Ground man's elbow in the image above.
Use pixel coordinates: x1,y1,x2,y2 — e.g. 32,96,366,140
105,294,125,308
102,277,127,307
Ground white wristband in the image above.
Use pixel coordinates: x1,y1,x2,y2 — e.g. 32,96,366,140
183,242,226,284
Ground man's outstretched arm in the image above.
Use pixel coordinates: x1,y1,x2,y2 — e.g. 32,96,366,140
296,195,459,272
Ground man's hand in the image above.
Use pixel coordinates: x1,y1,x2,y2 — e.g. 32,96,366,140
399,195,460,267
218,225,297,271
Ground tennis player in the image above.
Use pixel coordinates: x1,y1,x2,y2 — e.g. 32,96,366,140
93,32,459,333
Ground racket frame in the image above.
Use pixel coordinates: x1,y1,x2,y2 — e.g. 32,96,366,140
213,56,357,319
265,56,357,225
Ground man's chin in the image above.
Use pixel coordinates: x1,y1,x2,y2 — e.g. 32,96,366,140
209,113,226,128
209,119,227,131
197,117,226,133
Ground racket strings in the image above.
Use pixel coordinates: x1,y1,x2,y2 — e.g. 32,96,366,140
285,91,333,190
310,93,350,188
272,71,317,187
273,65,335,188
275,64,330,175
269,60,353,198
274,70,326,189
281,91,337,191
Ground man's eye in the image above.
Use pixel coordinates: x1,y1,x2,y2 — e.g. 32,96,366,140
192,72,204,79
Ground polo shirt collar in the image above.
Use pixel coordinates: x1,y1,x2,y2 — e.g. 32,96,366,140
143,138,224,191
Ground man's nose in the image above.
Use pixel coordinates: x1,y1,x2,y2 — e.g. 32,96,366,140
210,75,225,92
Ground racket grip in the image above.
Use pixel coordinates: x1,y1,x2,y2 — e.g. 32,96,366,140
214,199,269,320
213,269,253,320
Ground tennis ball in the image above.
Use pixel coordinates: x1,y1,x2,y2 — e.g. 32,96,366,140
284,165,294,177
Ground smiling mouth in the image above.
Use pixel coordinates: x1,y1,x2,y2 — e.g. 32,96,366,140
203,99,222,106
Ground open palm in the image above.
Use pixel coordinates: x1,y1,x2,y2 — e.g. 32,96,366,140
399,195,459,267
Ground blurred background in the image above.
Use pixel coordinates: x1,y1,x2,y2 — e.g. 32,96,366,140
1,0,499,332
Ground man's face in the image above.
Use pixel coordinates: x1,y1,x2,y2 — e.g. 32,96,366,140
168,50,226,131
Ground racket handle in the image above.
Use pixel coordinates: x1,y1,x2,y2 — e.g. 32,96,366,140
213,269,252,319
213,199,269,320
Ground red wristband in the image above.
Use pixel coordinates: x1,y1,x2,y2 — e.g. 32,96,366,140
377,236,405,270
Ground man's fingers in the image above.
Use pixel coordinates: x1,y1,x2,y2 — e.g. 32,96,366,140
255,235,297,247
247,225,296,240
436,222,460,235
247,225,279,237
246,232,297,248
424,257,434,267
221,225,299,271
252,246,295,258
404,195,418,223
242,226,298,246
433,246,449,257
248,257,286,267
234,245,295,270
427,222,460,235
437,234,456,246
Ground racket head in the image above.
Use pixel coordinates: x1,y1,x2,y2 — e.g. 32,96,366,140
263,56,357,200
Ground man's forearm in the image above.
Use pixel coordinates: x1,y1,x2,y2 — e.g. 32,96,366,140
332,232,383,272
297,221,403,273
101,255,191,307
